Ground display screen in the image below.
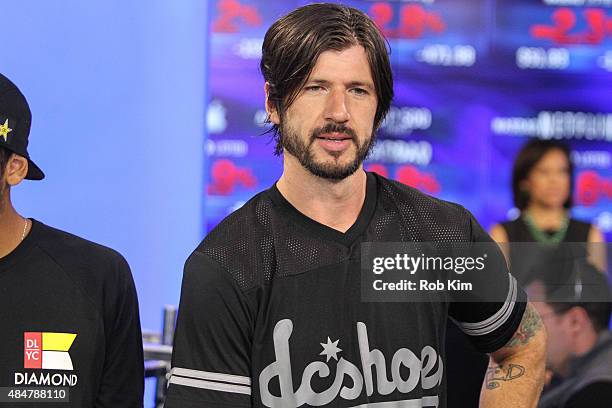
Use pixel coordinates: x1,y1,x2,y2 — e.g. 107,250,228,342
206,0,612,239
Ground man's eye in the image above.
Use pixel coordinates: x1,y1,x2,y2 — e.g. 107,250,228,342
304,86,323,92
351,88,368,96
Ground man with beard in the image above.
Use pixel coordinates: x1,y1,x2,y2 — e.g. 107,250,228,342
165,4,546,408
0,73,144,407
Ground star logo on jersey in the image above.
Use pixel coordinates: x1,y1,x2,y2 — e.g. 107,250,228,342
0,119,12,142
320,337,342,362
24,332,77,370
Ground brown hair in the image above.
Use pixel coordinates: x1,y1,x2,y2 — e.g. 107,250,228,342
261,3,393,154
512,139,573,210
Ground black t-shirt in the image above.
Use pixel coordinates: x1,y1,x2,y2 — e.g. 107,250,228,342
0,219,144,407
565,382,612,408
500,217,592,286
165,172,527,408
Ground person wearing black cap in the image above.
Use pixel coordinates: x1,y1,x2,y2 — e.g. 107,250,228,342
0,73,144,407
527,265,612,408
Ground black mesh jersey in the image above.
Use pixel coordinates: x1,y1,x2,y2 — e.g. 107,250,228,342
165,172,527,408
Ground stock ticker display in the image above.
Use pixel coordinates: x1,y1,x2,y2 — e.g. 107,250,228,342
205,0,612,239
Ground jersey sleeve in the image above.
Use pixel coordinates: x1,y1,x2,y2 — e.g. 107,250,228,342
97,253,144,407
165,251,255,408
448,209,527,353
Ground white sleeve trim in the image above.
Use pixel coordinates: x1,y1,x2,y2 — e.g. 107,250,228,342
168,375,252,395
170,367,251,385
452,273,518,336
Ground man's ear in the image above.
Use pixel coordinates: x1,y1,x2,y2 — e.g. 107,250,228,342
264,82,280,125
5,154,28,187
566,306,591,332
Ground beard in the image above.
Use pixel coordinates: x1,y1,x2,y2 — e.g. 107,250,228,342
279,122,375,180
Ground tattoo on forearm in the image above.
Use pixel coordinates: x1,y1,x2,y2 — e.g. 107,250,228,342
504,303,543,347
485,364,526,390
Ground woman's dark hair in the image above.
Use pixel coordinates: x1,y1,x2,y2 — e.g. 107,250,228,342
512,139,574,210
260,3,394,155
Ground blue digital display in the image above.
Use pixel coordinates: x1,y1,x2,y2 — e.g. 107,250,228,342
206,0,612,240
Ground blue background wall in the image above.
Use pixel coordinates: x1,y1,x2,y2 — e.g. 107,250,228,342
1,0,207,333
4,0,611,334
2,0,612,405
205,0,612,242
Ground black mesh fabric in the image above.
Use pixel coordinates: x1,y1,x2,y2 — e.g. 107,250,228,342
174,172,526,408
200,191,348,290
200,173,477,293
370,176,472,242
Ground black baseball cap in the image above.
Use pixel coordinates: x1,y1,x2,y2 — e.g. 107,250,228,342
0,73,44,180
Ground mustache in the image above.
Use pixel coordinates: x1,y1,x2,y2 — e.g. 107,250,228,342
311,123,357,140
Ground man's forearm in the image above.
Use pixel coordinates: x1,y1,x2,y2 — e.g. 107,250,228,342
480,303,547,408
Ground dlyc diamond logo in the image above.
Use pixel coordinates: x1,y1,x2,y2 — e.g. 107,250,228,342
24,332,77,371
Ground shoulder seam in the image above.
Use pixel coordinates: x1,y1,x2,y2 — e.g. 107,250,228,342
34,242,106,325
190,251,260,296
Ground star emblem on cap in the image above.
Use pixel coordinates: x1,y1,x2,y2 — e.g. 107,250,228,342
0,119,12,142
320,337,342,362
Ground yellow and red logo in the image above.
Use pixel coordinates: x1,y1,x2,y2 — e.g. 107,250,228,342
24,332,77,371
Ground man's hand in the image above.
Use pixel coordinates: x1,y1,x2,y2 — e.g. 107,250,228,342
480,302,547,408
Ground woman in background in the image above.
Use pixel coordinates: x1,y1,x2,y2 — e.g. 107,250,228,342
490,139,606,281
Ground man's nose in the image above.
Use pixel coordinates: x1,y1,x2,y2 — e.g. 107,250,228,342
324,90,350,123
